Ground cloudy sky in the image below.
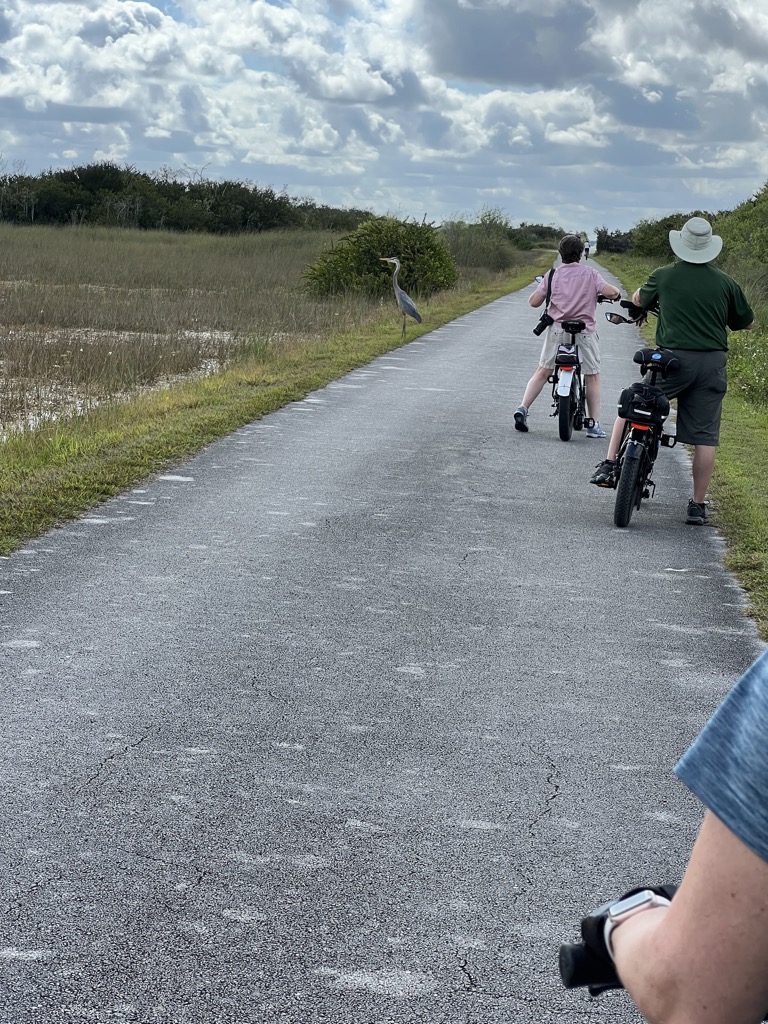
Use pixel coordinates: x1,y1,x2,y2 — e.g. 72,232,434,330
1,0,767,232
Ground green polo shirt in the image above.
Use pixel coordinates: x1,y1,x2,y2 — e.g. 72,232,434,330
637,261,754,351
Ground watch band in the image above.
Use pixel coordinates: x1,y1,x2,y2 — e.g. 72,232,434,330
603,889,672,962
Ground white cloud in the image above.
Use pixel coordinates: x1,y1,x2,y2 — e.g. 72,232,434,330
0,0,765,229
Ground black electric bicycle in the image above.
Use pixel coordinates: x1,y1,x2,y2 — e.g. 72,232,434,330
602,302,678,528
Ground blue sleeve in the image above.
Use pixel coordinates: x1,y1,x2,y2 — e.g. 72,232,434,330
675,648,768,862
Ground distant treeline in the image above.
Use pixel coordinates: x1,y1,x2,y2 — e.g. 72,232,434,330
596,182,768,264
0,161,566,247
0,161,374,233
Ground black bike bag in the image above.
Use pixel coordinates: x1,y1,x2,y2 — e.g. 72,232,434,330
555,349,580,367
617,382,671,424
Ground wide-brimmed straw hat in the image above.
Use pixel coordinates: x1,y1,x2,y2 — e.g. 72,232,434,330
669,217,722,263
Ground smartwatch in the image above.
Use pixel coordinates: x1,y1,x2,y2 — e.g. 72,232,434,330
603,889,671,962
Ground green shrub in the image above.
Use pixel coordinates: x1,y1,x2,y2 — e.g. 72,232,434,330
440,208,562,271
595,226,633,254
715,188,768,264
727,328,768,405
440,221,521,271
630,212,713,260
303,216,458,298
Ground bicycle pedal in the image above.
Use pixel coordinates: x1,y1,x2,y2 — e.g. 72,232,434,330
661,434,677,448
584,418,595,429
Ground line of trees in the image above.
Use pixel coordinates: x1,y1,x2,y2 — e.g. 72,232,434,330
0,161,375,233
0,161,567,249
596,185,768,263
595,214,713,258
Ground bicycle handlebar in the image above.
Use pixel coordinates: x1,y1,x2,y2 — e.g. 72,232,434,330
559,941,620,993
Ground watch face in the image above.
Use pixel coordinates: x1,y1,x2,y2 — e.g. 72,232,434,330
609,890,654,917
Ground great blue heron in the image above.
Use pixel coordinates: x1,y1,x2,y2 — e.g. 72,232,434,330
380,257,422,339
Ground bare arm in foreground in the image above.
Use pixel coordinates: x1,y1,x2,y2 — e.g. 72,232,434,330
612,811,768,1024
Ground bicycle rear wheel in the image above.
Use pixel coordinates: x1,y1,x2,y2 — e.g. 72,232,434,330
573,374,584,431
614,449,644,527
558,377,577,441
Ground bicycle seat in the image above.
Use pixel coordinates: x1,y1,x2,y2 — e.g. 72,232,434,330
633,348,680,370
560,319,586,335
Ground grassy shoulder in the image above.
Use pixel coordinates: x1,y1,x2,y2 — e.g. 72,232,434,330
0,257,553,556
708,396,768,632
599,252,768,640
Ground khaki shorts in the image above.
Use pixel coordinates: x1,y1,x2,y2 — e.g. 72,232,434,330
658,348,727,446
538,327,601,375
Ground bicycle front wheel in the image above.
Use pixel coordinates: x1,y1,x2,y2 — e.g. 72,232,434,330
614,449,644,527
558,377,577,441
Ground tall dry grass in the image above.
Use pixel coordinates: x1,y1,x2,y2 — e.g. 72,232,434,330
0,224,383,431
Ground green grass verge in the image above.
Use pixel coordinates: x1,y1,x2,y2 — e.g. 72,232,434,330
0,258,553,556
708,396,768,632
599,252,768,640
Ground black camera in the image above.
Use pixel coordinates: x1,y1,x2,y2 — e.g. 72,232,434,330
532,312,554,336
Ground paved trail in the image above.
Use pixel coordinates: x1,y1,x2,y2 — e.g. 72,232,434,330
1,267,762,1023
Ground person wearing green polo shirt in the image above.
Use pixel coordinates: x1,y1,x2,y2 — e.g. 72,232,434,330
590,217,754,525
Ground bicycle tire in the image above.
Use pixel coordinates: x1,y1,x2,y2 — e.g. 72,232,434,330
614,450,643,527
558,377,576,441
573,374,584,431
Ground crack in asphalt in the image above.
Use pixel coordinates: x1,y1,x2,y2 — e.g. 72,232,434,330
526,743,561,833
456,949,479,991
76,728,157,793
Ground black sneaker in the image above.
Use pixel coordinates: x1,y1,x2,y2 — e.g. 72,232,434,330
686,500,708,525
590,459,616,487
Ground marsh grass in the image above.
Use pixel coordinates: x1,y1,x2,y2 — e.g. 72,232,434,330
0,224,550,553
0,223,385,430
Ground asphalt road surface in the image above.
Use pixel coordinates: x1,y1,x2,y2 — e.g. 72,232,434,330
1,265,764,1024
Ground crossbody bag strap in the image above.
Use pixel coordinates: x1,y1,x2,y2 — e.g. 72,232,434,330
545,269,555,309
